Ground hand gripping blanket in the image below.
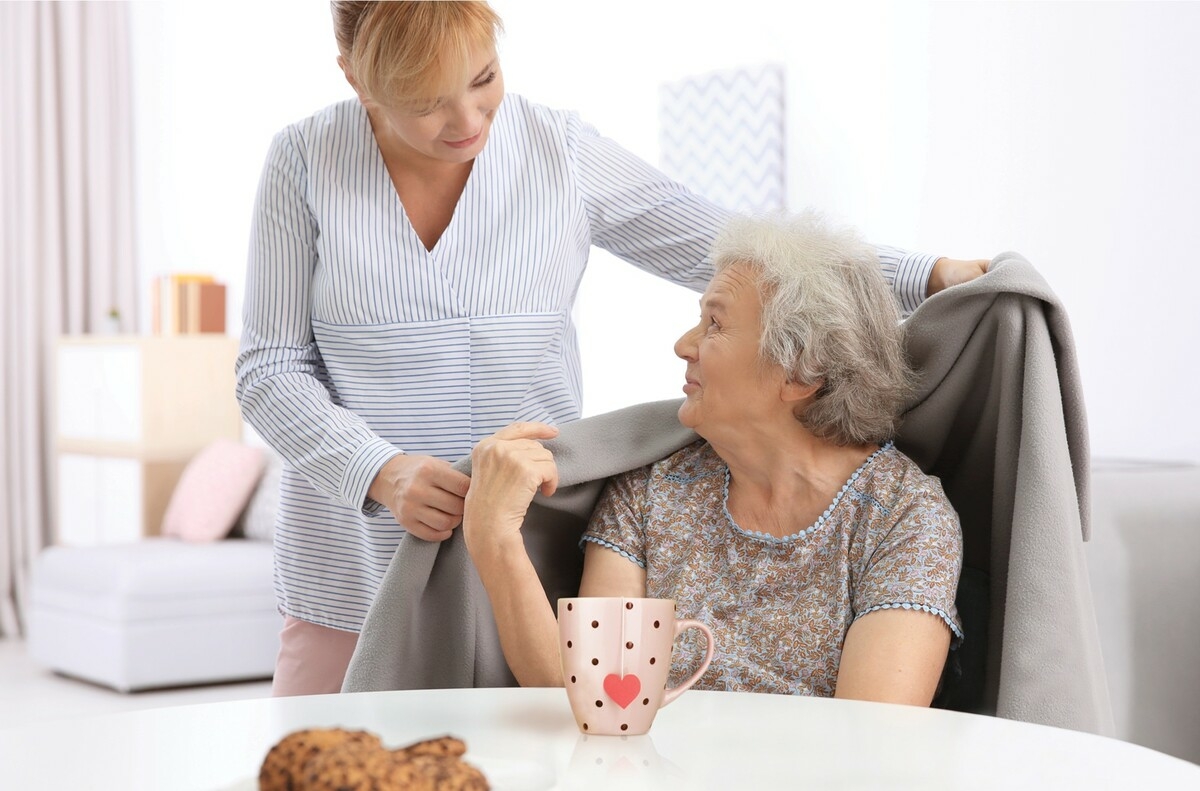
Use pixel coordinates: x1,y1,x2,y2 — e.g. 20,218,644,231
343,252,1114,736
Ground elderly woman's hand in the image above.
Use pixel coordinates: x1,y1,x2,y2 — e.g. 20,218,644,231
927,257,989,296
463,422,560,556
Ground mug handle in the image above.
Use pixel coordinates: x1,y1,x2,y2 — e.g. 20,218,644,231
660,619,715,708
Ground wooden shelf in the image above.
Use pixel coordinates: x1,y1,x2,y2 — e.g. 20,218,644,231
53,335,243,545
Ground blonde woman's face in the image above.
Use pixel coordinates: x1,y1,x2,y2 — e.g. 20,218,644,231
373,43,504,165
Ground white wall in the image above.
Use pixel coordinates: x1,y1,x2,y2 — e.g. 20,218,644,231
129,0,351,337
130,0,1200,463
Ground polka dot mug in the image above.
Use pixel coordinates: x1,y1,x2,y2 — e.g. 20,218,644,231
557,597,714,736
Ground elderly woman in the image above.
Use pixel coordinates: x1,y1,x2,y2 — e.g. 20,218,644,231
463,211,963,705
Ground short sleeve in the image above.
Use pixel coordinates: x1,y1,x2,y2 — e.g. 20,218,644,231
580,464,653,569
852,494,965,645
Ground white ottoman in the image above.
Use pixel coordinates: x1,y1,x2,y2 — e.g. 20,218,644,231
28,538,281,691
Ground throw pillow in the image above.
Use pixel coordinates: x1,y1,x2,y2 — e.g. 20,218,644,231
238,446,282,543
161,438,266,543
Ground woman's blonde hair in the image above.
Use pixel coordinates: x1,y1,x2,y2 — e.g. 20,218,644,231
331,1,503,111
710,210,916,446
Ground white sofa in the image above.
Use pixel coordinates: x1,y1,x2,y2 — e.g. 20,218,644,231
27,450,282,692
1086,459,1200,765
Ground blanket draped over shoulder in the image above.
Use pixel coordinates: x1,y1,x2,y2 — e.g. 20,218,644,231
342,252,1114,736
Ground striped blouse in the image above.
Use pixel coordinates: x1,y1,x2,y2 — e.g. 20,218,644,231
235,94,939,632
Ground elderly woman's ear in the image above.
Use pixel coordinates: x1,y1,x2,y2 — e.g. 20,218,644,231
780,378,823,406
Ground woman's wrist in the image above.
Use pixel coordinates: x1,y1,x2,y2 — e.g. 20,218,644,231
463,520,526,565
366,452,405,504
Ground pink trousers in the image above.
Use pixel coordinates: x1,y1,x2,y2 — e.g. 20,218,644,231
271,615,360,697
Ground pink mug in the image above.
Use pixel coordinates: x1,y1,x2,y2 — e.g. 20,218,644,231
557,597,714,735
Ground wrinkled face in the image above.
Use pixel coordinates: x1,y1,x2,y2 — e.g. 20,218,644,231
367,42,504,165
674,263,786,439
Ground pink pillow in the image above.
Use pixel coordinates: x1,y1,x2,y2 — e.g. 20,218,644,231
161,439,266,543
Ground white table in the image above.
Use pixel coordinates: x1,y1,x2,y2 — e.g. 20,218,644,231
1,688,1196,790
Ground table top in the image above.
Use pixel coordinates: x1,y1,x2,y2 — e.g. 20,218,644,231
1,687,1197,790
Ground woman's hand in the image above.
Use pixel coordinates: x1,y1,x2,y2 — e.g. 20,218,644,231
463,422,560,557
462,422,565,687
927,257,989,296
368,454,471,542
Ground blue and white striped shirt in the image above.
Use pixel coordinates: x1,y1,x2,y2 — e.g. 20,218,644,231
235,95,938,631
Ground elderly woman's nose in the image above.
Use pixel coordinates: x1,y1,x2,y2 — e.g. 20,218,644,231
674,326,698,360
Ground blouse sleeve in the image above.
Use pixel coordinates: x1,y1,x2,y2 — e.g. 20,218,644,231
572,118,728,292
570,116,938,312
851,493,965,645
235,128,399,516
580,464,654,569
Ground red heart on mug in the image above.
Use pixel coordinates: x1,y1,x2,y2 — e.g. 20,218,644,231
603,673,641,709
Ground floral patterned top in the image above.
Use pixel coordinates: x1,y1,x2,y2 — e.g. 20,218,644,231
581,440,963,696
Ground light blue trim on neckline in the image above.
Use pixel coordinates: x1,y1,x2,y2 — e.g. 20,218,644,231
721,442,894,545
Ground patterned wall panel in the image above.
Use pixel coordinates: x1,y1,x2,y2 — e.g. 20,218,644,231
658,64,787,213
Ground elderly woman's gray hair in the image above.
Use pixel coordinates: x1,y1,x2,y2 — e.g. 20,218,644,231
710,210,916,446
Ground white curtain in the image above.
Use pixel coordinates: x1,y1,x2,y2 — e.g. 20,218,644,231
0,1,138,637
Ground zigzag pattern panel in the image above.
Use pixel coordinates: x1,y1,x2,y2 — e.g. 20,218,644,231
658,64,786,213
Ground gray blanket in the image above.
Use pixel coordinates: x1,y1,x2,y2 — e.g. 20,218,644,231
343,252,1114,736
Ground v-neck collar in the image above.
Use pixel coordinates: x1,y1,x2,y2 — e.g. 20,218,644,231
358,102,485,259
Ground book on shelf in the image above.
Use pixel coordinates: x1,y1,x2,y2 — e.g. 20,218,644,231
152,274,226,335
